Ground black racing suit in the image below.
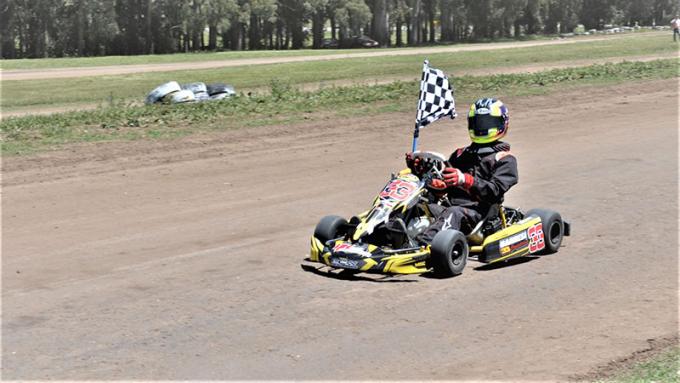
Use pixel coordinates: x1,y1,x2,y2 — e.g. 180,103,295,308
418,141,519,243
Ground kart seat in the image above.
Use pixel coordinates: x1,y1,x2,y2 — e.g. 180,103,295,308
466,204,501,245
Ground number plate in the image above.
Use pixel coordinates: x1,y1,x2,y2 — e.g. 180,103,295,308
330,257,360,269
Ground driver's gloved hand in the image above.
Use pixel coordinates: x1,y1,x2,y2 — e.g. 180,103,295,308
428,178,447,190
405,152,422,173
427,178,448,199
443,167,474,188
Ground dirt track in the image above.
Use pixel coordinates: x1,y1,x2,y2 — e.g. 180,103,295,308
0,32,663,81
2,80,678,379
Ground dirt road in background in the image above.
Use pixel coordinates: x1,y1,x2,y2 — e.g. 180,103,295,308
1,32,664,81
2,80,677,379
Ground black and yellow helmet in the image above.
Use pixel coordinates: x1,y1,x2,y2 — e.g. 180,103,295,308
468,98,510,144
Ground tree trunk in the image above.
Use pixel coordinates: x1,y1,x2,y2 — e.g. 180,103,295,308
268,26,274,49
440,0,452,42
372,0,389,46
330,16,337,39
249,14,261,49
396,17,403,46
192,30,201,51
291,20,304,49
339,25,347,45
428,8,435,42
241,23,247,50
230,24,241,50
411,0,421,44
406,14,413,45
221,31,230,49
276,21,283,49
209,25,217,50
312,11,325,48
145,0,152,53
76,0,85,56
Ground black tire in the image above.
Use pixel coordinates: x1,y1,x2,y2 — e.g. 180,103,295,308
314,215,347,244
526,208,563,254
145,81,181,104
181,82,208,94
207,83,236,96
168,89,196,104
429,229,468,277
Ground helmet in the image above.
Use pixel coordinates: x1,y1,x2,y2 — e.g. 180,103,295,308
467,98,509,144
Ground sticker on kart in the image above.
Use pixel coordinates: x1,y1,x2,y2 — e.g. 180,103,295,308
528,223,545,253
379,179,418,202
333,243,372,258
330,257,360,269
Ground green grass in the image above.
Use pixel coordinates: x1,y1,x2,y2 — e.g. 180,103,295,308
600,346,680,383
1,33,677,114
0,31,663,71
1,59,676,156
0,49,352,71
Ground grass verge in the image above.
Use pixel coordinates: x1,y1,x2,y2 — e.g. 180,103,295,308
1,59,677,156
599,346,680,383
2,33,677,112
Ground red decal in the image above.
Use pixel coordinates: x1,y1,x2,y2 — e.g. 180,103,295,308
333,243,352,252
379,179,416,201
528,223,545,253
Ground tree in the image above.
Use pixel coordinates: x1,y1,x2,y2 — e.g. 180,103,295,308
277,0,310,48
1,0,18,58
580,0,612,29
335,0,371,41
369,0,390,45
309,0,328,48
248,0,277,49
392,0,410,45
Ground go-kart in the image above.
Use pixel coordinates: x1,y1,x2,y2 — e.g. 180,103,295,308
306,151,570,278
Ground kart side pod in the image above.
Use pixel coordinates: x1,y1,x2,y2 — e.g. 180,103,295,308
469,214,570,263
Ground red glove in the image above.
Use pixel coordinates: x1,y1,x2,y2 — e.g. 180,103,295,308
442,167,474,188
428,178,447,191
405,152,422,172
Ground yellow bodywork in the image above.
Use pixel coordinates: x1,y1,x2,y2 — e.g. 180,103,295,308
469,216,541,263
310,236,430,274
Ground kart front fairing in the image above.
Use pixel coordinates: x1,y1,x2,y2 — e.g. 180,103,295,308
310,236,431,274
309,171,434,274
352,173,425,241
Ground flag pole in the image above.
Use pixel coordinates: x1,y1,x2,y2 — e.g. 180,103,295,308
412,122,420,152
412,59,428,152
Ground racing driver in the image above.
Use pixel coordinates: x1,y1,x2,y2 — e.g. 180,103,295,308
406,97,519,244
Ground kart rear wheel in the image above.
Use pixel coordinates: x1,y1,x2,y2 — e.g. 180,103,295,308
314,215,347,244
526,208,563,254
429,229,468,277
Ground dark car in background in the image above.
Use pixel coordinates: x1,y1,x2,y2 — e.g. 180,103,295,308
321,38,340,49
348,35,379,48
322,35,379,49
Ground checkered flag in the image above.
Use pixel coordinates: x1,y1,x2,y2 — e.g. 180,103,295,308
416,60,457,127
412,60,457,151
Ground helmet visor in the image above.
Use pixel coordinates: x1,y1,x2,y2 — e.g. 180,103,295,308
471,114,503,135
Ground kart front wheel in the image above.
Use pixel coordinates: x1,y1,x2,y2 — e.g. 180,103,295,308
314,215,347,244
429,229,468,277
526,208,563,254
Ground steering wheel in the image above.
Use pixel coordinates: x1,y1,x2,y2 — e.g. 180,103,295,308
411,151,447,178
